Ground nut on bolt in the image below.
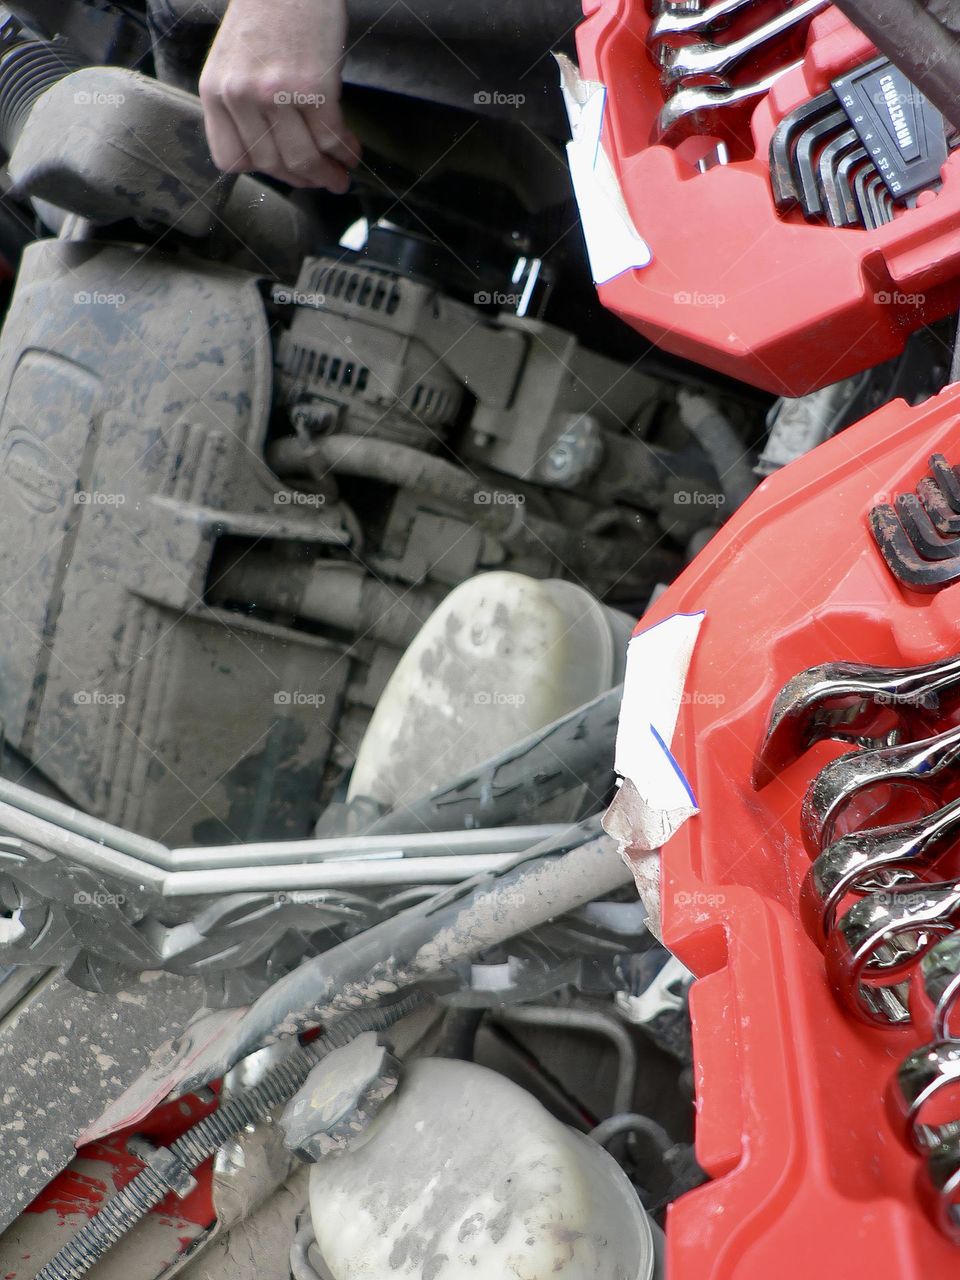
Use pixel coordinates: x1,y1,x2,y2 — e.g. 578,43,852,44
280,1031,401,1162
540,413,604,488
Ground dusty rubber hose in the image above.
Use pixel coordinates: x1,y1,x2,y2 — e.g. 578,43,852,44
363,683,623,835
290,1220,329,1280
210,552,441,649
34,994,426,1280
290,434,669,580
589,1112,674,1154
493,1004,637,1117
677,390,756,511
0,36,83,156
175,819,632,1093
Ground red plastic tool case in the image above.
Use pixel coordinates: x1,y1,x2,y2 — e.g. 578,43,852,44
640,382,960,1278
574,2,960,396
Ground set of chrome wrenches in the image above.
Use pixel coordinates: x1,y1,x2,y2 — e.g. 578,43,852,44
755,652,960,1240
650,0,828,140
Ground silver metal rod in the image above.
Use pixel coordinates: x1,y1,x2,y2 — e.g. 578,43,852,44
162,853,522,896
0,801,167,888
0,777,167,863
167,824,568,870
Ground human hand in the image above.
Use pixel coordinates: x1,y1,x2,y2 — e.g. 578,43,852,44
199,0,360,191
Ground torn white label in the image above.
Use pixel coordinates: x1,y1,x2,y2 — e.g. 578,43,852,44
603,611,704,853
555,52,653,285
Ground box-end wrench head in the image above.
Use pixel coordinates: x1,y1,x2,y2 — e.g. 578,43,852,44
918,933,960,1041
800,796,960,949
660,0,829,85
656,59,801,142
921,1141,960,1239
920,1139,960,1245
824,880,960,1025
800,723,960,854
888,1039,960,1154
753,655,960,789
650,0,765,46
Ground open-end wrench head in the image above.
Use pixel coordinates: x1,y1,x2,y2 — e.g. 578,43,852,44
656,59,799,141
649,0,760,44
652,0,702,16
660,0,827,83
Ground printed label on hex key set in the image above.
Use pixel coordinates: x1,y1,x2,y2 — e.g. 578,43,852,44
832,56,948,199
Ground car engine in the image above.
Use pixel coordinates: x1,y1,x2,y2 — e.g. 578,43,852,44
0,1,957,1278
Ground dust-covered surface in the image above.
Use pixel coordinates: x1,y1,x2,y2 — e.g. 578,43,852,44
308,1057,654,1279
0,969,208,1230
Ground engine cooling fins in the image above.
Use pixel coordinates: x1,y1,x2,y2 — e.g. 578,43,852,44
769,56,952,229
870,454,960,591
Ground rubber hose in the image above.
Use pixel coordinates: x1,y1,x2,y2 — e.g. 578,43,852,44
363,684,623,835
589,1112,674,1155
677,390,756,511
175,822,632,1093
493,1004,637,1117
302,434,667,578
0,37,82,156
290,1220,330,1280
35,993,426,1280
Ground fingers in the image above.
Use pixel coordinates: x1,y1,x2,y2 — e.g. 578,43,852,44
300,102,361,172
197,0,356,191
217,93,287,178
264,104,354,191
201,81,359,191
202,95,254,174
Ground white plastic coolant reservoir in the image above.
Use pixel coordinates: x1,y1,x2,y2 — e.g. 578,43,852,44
308,1057,660,1280
347,571,634,815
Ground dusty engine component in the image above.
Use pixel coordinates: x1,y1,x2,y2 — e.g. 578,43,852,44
0,238,354,845
360,682,624,835
4,816,678,1279
347,572,634,817
0,771,574,997
297,1057,662,1280
0,57,738,845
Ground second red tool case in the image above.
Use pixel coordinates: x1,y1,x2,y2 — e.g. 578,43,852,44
642,382,960,1277
575,2,960,397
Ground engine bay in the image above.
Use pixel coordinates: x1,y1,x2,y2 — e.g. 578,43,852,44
0,1,958,1277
